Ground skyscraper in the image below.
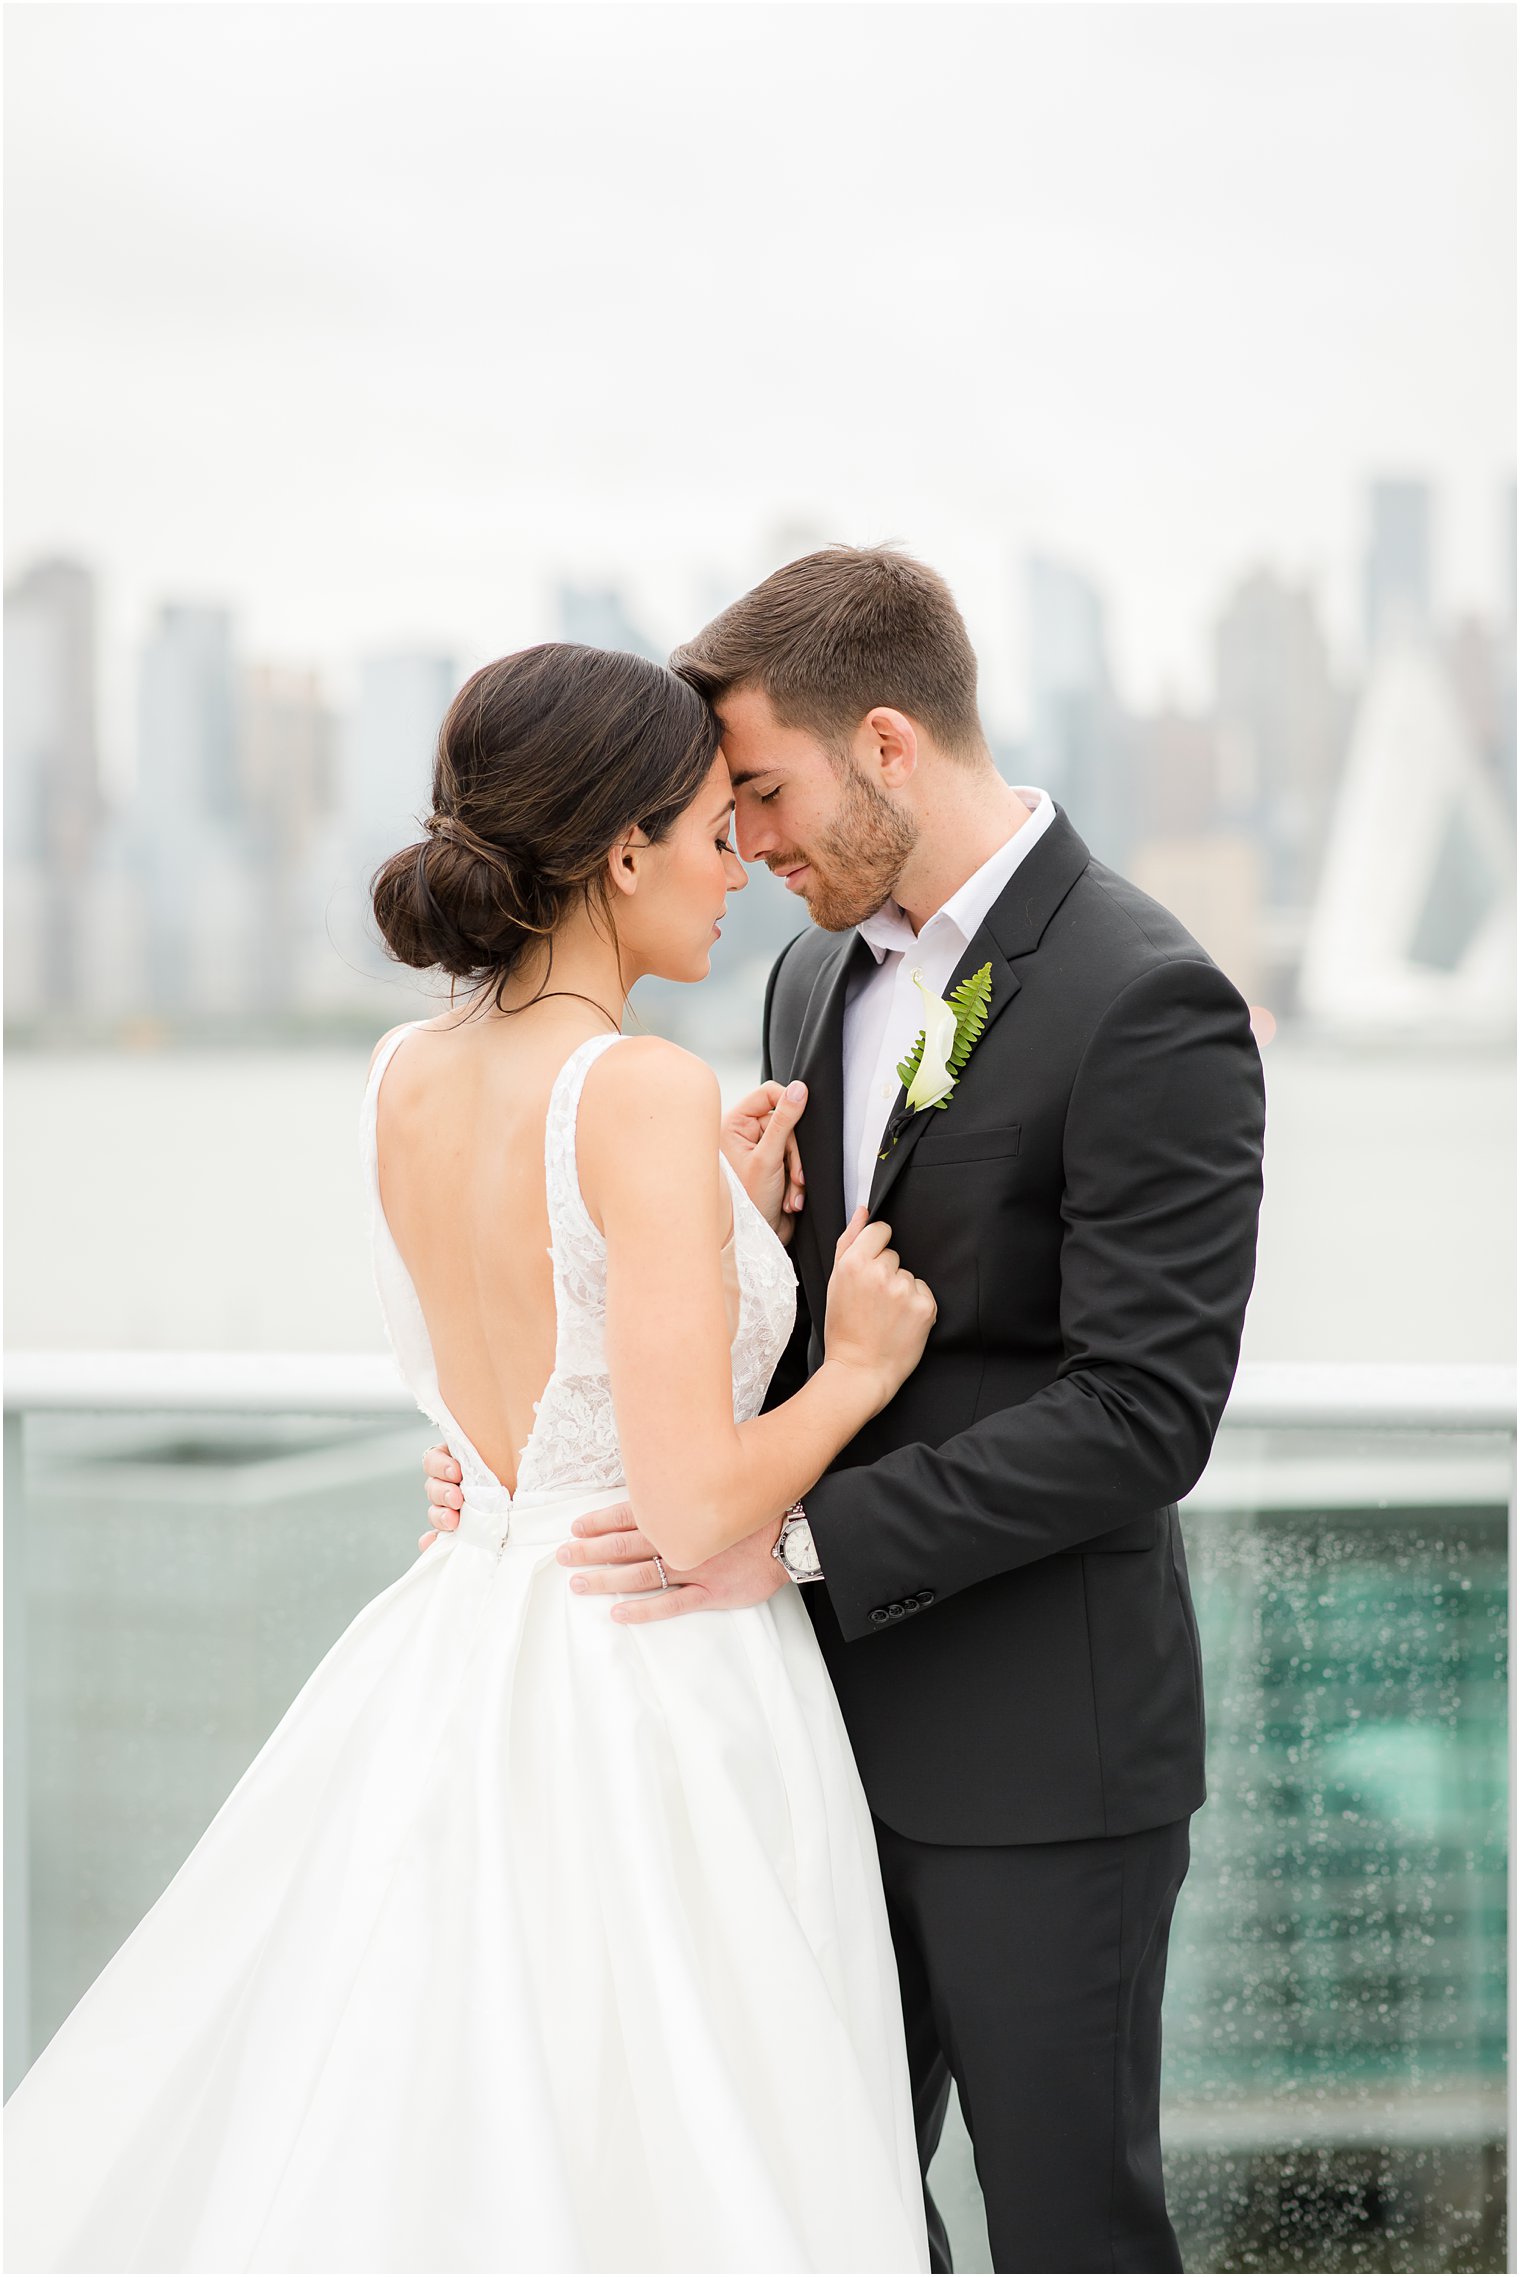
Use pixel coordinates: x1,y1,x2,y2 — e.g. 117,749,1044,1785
138,606,240,833
338,652,459,856
1132,704,1221,840
302,651,459,1012
1212,568,1344,913
133,603,255,1017
241,664,335,865
240,663,338,1014
4,560,102,1019
1025,555,1131,869
4,559,100,864
1126,697,1265,1004
1363,478,1433,658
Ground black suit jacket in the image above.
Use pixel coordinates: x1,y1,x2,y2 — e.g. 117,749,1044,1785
761,807,1266,1846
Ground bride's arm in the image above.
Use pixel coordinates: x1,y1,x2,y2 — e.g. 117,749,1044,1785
578,1038,929,1573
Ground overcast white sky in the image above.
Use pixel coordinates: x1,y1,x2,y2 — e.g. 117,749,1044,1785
6,2,1515,771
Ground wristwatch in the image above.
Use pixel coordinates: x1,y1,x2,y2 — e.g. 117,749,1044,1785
772,1500,824,1584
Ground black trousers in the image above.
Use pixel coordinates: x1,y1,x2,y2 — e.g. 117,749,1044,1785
873,1812,1192,2275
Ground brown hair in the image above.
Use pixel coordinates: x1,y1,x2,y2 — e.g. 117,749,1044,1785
669,544,985,759
371,643,720,1010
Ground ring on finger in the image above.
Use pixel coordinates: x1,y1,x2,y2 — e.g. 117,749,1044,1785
653,1553,669,1590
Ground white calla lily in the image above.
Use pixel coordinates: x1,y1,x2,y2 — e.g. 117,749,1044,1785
880,960,994,1160
904,969,959,1111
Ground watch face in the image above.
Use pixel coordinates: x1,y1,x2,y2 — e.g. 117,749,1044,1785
783,1519,820,1580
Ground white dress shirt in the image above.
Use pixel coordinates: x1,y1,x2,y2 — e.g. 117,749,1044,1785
839,788,1056,1217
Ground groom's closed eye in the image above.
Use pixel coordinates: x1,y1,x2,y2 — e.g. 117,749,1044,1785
731,770,784,806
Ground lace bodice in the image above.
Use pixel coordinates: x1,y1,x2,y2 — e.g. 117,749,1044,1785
361,1027,798,1510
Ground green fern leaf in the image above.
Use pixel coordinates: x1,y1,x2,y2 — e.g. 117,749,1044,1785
896,1031,926,1091
945,964,993,1076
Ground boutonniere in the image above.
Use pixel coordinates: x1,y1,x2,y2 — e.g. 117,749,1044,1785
879,963,993,1157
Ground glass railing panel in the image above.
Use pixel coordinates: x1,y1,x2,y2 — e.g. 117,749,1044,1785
5,1399,1511,2273
1163,1423,1510,2274
13,1406,434,2064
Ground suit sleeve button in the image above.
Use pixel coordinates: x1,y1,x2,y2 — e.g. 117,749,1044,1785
918,1589,935,1607
869,1607,889,1625
886,1601,905,1618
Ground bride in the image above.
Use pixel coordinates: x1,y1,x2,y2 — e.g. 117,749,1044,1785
4,642,936,2274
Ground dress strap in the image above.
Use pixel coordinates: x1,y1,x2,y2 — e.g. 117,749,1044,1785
543,1032,628,1256
360,1021,426,1176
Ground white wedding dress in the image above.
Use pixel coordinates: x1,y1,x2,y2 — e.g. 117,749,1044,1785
4,1028,929,2275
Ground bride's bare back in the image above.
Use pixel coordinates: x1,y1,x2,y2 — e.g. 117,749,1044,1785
374,1010,592,1490
375,1008,744,1494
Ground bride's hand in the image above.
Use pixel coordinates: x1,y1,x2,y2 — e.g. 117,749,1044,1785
719,1080,808,1241
823,1208,936,1409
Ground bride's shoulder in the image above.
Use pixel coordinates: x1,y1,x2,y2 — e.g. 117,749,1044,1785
582,1035,720,1123
577,1039,722,1205
366,1021,418,1079
577,1040,723,1237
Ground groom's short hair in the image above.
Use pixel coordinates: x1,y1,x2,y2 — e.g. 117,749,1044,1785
669,545,986,760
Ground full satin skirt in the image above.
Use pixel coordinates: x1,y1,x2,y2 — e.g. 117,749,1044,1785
4,1487,928,2273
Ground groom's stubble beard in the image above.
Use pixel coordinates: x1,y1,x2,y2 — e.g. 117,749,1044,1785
774,761,919,933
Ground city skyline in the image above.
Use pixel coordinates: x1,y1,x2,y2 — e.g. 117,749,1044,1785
10,469,1517,792
6,467,1514,1043
12,472,1519,808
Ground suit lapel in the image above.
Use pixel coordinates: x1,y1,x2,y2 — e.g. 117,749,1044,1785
867,936,1020,1220
781,932,874,1303
867,805,1093,1221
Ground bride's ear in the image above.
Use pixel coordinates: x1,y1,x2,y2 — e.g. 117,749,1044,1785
605,826,649,902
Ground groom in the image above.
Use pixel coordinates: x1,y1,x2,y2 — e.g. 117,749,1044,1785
423,548,1266,2272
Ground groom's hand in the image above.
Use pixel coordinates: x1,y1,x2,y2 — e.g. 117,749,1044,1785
555,1502,789,1624
420,1443,464,1550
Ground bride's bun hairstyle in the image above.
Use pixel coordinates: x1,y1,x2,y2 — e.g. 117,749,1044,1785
372,643,720,1004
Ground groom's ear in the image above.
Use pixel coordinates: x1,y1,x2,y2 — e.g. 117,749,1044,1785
860,706,919,789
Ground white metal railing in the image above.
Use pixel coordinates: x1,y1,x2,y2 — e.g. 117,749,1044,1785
5,1352,1515,1429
